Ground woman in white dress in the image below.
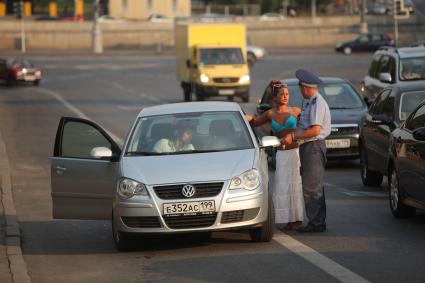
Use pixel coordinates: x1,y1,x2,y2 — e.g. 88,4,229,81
246,80,305,230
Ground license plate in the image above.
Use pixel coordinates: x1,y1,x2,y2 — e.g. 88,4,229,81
325,139,350,148
163,200,215,215
24,75,36,81
218,89,235,95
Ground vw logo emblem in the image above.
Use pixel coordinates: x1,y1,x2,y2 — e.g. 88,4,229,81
182,184,196,198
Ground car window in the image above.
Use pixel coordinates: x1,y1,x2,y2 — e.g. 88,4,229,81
359,35,369,42
371,34,382,41
381,89,395,118
126,111,254,154
61,121,112,158
368,55,381,78
399,56,425,81
370,89,391,115
405,104,425,131
377,55,395,81
399,91,425,121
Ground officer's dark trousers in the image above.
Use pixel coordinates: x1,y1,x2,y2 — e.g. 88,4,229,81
299,140,327,228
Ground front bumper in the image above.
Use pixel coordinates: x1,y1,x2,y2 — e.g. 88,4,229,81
326,124,360,159
195,84,250,98
113,181,268,234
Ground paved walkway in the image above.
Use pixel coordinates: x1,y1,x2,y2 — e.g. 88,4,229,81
0,128,30,283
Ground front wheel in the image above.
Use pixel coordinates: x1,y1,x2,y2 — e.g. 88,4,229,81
241,93,250,103
360,146,383,186
343,46,352,55
247,52,256,66
249,194,274,242
112,212,132,251
389,167,415,218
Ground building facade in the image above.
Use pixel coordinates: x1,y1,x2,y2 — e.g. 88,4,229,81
109,0,191,20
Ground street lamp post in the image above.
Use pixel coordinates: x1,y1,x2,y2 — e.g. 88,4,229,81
92,0,103,54
360,0,368,33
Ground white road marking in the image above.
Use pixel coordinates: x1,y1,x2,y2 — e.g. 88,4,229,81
274,231,370,283
324,182,386,198
33,88,124,145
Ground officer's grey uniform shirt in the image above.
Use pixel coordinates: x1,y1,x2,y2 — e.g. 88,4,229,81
298,93,331,139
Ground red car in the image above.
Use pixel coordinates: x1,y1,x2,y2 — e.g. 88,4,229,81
0,58,43,86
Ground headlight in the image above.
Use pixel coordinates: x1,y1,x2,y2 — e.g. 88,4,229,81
229,169,260,191
35,70,42,77
16,71,23,76
239,74,250,84
200,73,209,83
117,178,147,199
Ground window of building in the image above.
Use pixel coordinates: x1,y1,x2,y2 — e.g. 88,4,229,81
148,0,153,13
173,0,178,12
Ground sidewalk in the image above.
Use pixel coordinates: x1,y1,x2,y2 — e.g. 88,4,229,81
0,128,30,283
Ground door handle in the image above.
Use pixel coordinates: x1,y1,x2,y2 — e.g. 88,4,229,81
55,165,67,174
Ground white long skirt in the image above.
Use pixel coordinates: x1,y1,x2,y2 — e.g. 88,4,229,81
272,148,305,224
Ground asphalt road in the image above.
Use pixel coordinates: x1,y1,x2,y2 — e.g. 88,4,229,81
0,51,424,283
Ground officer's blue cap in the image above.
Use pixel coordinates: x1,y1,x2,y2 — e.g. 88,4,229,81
295,69,322,87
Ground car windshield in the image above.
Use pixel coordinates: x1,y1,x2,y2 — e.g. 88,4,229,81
125,111,254,156
7,59,32,68
399,57,425,81
399,91,425,120
199,48,244,65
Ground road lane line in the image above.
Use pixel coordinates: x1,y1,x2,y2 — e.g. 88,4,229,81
274,231,370,283
33,88,124,145
324,182,386,198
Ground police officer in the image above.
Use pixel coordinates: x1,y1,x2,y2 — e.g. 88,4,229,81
283,69,331,232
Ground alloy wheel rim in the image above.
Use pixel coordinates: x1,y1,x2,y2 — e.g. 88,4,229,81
390,170,399,210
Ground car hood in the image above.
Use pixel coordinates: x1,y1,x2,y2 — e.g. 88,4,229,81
122,149,255,185
330,108,367,125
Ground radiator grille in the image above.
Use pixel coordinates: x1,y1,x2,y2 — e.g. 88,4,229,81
164,213,217,229
213,77,239,83
153,182,223,200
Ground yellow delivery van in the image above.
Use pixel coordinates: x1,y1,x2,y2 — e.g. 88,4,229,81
175,22,251,102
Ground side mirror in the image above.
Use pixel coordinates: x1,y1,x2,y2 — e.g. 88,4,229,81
260,136,281,148
372,114,390,124
379,72,392,83
413,127,425,141
90,147,113,159
256,103,272,114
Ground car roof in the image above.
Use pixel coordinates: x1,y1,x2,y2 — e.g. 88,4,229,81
376,46,425,58
281,77,347,85
138,102,242,117
392,81,425,92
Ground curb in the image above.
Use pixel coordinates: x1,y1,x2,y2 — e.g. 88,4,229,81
0,129,31,283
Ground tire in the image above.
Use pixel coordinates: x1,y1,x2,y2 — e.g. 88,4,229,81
227,96,234,101
360,146,383,186
112,211,132,251
6,75,14,86
249,193,274,242
33,80,40,86
242,93,250,103
195,89,205,101
247,52,256,66
389,167,415,218
343,46,352,55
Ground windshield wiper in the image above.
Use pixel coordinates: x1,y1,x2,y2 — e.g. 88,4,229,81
125,151,161,156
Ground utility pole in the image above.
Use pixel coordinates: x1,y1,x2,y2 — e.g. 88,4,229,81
311,0,316,18
360,0,368,33
394,0,398,46
17,0,26,53
92,0,103,54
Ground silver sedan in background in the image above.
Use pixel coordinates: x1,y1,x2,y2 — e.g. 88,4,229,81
51,102,280,251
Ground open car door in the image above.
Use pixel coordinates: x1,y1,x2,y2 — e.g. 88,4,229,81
51,117,121,220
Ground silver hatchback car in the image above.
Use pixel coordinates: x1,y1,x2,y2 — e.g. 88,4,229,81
51,102,280,250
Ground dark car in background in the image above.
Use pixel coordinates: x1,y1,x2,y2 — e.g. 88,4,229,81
359,83,425,186
0,58,42,86
361,46,425,103
335,33,394,55
388,101,425,218
256,77,368,162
